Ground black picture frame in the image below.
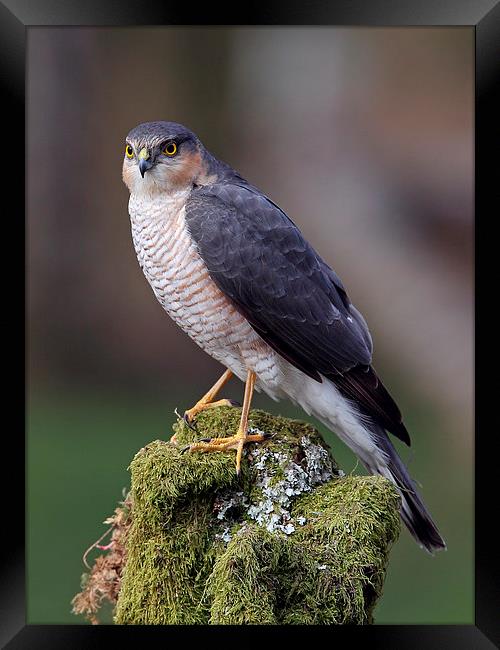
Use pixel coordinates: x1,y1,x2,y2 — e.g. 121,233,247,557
6,0,499,647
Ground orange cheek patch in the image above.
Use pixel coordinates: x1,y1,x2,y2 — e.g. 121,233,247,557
169,150,204,188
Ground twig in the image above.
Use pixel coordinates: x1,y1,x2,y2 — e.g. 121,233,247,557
82,526,113,570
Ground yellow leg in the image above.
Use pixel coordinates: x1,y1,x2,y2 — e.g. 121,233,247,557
187,370,269,475
184,368,234,423
170,369,234,444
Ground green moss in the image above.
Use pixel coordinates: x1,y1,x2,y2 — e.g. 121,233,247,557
114,407,400,625
284,477,401,624
113,436,235,624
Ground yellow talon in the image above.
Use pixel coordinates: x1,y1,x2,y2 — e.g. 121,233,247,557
188,429,268,475
184,398,235,423
186,370,267,474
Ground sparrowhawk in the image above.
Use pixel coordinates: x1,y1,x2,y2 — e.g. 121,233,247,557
122,120,445,553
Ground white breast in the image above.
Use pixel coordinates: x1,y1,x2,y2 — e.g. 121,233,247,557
128,189,288,396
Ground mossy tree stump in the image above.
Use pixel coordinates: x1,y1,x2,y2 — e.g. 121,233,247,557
113,408,400,625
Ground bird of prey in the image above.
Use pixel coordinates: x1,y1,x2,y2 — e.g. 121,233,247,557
122,120,446,553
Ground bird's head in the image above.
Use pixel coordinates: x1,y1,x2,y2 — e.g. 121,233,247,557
122,121,218,195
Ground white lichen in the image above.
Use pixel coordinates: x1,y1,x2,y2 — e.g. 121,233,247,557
213,434,336,539
300,436,335,484
215,526,233,543
247,425,269,437
244,435,336,535
214,491,248,520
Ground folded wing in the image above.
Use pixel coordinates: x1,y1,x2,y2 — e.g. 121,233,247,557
185,182,410,446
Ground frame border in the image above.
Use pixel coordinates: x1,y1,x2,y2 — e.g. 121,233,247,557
8,0,499,647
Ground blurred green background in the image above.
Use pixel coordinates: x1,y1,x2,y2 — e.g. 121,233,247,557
27,27,473,624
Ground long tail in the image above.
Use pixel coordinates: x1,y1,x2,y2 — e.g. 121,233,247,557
293,373,446,553
366,423,446,553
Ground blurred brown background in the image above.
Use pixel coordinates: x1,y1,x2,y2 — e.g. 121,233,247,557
27,27,473,624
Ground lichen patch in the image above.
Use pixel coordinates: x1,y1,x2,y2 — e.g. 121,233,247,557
244,435,337,535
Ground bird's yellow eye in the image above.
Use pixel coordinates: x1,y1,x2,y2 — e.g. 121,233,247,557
163,142,177,157
125,144,134,159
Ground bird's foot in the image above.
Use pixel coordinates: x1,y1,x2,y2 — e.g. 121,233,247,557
183,398,239,425
184,428,271,475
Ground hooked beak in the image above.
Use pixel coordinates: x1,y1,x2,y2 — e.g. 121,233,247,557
138,148,152,177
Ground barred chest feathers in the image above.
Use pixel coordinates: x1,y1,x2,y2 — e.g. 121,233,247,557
127,189,287,395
